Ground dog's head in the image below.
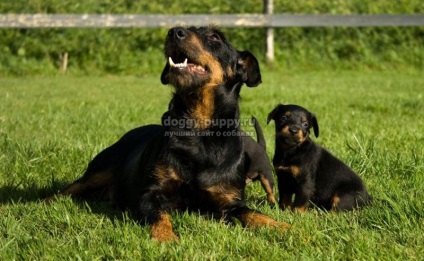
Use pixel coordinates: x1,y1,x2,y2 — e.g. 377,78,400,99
161,26,261,92
267,104,319,147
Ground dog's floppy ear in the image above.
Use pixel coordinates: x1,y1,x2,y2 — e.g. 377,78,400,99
160,63,170,85
311,114,319,138
267,104,283,125
236,51,261,87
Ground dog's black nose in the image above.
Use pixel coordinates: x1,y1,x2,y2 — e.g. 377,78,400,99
168,27,187,40
289,127,299,134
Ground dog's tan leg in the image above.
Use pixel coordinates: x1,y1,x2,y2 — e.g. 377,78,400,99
150,212,179,242
45,170,114,202
231,207,291,232
279,193,293,210
258,174,276,204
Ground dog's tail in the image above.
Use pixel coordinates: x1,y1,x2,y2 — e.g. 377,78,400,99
252,116,266,149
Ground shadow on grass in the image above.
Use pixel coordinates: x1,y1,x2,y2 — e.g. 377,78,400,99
0,182,66,204
0,181,125,222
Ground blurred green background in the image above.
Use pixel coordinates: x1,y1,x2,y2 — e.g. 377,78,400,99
0,0,423,75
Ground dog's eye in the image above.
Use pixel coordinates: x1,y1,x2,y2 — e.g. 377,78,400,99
281,116,288,121
209,34,221,41
302,122,309,127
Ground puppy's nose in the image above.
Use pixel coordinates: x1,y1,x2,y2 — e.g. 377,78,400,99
168,27,187,40
289,127,299,134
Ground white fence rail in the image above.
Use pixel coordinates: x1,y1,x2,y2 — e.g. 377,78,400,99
0,14,423,28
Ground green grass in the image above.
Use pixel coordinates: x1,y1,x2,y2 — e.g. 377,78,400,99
1,70,423,260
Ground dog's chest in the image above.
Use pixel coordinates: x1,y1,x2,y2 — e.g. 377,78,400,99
166,135,245,210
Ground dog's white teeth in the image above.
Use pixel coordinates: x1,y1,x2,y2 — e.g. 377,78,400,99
169,57,188,68
169,57,175,67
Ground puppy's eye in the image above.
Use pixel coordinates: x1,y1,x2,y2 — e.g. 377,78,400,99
302,122,309,127
209,34,221,41
281,116,288,121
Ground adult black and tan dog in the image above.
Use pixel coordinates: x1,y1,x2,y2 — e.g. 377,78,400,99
47,26,289,241
267,104,372,212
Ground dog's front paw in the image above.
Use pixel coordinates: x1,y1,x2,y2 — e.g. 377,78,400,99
150,213,179,242
293,206,308,214
151,229,179,242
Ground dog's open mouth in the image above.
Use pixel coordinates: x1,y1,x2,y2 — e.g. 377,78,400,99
168,56,209,77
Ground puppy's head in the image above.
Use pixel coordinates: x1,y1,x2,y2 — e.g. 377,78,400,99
267,104,319,147
161,26,261,92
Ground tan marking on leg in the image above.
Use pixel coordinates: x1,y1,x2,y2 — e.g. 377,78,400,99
293,205,308,213
237,211,291,232
47,170,114,202
155,164,182,186
331,194,340,209
279,194,292,210
150,213,179,242
258,175,276,204
205,184,242,209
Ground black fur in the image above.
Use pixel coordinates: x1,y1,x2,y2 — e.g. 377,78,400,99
48,26,289,241
243,117,275,204
267,104,372,212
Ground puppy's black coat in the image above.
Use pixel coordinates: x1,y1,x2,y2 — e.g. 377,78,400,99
244,117,275,204
267,104,371,212
48,26,289,242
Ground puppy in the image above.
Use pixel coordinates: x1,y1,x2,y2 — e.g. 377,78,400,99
267,104,372,212
243,117,275,205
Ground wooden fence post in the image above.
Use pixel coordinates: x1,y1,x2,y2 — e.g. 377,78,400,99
61,52,68,73
264,0,274,63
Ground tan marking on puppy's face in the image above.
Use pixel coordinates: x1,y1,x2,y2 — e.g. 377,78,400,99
297,130,306,143
279,125,290,136
276,111,309,146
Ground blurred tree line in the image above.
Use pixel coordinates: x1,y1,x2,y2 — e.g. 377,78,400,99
0,0,423,75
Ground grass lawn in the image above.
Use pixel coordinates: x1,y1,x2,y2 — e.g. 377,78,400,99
0,70,423,260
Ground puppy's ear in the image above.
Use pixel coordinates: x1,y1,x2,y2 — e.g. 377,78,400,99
267,104,282,125
160,63,170,85
311,114,319,138
236,51,261,87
